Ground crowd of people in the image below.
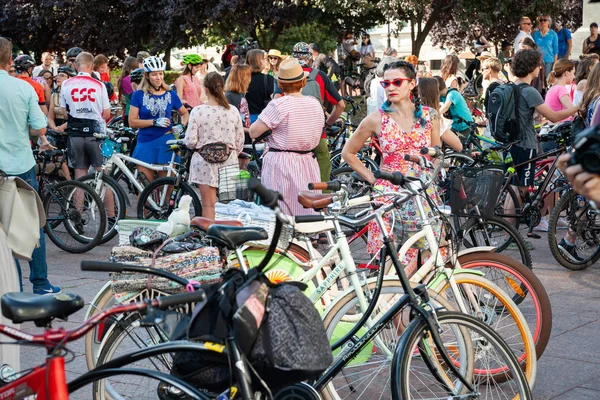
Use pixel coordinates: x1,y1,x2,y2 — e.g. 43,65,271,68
2,12,600,295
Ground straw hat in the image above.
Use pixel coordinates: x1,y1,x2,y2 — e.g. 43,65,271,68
267,49,282,59
276,58,309,83
476,51,494,61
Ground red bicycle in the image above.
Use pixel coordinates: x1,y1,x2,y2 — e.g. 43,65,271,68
0,287,205,399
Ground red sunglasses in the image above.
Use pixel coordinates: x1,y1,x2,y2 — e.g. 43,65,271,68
380,77,412,88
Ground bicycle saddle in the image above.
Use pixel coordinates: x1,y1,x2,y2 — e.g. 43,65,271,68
1,292,84,327
298,192,335,210
191,217,243,232
206,225,268,249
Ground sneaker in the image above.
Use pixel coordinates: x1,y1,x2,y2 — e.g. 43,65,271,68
557,238,584,262
557,217,570,230
33,284,62,295
534,218,549,232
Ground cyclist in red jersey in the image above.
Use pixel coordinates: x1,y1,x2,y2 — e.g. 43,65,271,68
14,55,48,116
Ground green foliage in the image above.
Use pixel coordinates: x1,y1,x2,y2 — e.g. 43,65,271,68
276,22,339,54
164,71,181,85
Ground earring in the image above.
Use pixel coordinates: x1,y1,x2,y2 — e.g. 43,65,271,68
410,92,414,102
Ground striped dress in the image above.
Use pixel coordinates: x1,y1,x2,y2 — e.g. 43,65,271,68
257,95,325,216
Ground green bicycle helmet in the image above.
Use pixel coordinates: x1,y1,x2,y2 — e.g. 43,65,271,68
182,54,203,65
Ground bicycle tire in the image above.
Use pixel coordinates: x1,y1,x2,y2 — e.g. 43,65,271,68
43,180,107,253
320,280,460,400
330,150,378,175
393,311,532,400
429,274,536,385
548,190,600,270
456,251,552,358
85,282,118,369
69,367,209,400
460,215,532,268
137,177,202,220
78,173,127,244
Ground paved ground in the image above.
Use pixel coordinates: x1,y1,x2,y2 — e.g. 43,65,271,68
14,230,600,399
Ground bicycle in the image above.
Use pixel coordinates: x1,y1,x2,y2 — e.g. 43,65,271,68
32,150,107,253
86,177,532,400
0,284,207,399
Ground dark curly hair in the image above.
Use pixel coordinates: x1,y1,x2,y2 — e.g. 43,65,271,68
381,60,424,124
511,49,542,78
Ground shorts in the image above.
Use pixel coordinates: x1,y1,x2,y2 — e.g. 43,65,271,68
509,146,536,187
132,134,179,165
68,136,103,169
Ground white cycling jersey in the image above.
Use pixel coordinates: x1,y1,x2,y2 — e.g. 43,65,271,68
60,72,110,130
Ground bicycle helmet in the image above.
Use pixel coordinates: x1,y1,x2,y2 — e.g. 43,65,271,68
14,55,36,72
130,68,145,84
57,66,76,77
143,56,166,72
292,42,310,62
66,47,83,59
182,54,203,65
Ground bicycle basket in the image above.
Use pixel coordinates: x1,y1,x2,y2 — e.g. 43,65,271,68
448,167,504,218
217,164,252,203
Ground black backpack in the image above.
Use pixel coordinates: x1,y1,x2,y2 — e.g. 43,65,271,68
486,82,524,143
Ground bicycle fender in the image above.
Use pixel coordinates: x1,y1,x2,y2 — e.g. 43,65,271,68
427,268,486,291
456,246,496,257
84,281,113,320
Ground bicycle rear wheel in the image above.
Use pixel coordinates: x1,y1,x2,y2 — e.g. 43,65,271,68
393,311,532,400
43,180,106,253
137,177,202,220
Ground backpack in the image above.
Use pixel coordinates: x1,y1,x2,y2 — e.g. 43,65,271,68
301,68,323,105
486,82,523,143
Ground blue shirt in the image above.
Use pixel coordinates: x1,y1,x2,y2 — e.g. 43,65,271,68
0,70,48,175
532,30,559,63
130,90,183,142
442,89,473,132
556,28,572,57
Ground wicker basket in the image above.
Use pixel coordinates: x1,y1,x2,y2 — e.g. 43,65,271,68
214,200,292,249
116,219,165,246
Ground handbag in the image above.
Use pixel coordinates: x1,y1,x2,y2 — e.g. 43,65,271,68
197,142,232,164
0,172,45,260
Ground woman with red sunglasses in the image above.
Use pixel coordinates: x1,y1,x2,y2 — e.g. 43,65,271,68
342,60,442,274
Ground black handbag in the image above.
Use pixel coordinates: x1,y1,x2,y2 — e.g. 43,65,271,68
171,269,332,392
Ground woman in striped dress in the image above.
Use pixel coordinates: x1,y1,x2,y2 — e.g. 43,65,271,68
250,58,324,215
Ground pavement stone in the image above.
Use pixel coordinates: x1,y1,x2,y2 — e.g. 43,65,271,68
12,227,600,398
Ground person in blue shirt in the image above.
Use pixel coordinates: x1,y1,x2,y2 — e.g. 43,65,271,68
0,37,61,295
554,21,572,59
128,56,189,183
532,15,559,80
437,76,474,139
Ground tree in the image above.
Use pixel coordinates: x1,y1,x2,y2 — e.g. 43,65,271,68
428,0,583,53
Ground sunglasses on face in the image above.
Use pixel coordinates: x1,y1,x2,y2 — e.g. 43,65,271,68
268,56,279,60
380,77,412,88
474,29,481,32
540,18,549,22
8,69,16,73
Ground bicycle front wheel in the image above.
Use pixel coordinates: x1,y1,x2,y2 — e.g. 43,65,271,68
137,177,202,220
43,180,106,253
393,311,532,400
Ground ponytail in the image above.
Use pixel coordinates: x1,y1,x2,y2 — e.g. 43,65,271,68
204,71,230,109
547,70,557,86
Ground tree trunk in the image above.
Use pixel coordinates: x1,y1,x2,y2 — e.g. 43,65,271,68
410,0,453,57
164,46,172,70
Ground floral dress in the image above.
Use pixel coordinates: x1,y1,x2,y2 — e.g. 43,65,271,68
184,105,245,187
367,107,445,274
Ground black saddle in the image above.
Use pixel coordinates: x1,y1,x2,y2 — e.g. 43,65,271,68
1,292,84,327
351,171,370,184
206,225,268,249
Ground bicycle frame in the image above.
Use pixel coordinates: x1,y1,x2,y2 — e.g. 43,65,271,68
101,152,178,195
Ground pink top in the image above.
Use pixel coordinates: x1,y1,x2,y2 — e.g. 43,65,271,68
545,85,568,112
177,75,203,108
258,96,324,151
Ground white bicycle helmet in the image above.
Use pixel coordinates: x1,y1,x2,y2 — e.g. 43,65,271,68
143,56,166,72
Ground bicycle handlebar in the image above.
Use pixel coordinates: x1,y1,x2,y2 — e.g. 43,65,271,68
373,170,405,186
308,181,342,191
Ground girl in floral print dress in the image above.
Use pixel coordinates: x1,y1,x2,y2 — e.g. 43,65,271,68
341,60,444,275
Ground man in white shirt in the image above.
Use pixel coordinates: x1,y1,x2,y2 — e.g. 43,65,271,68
514,16,533,51
60,52,110,179
32,52,57,76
